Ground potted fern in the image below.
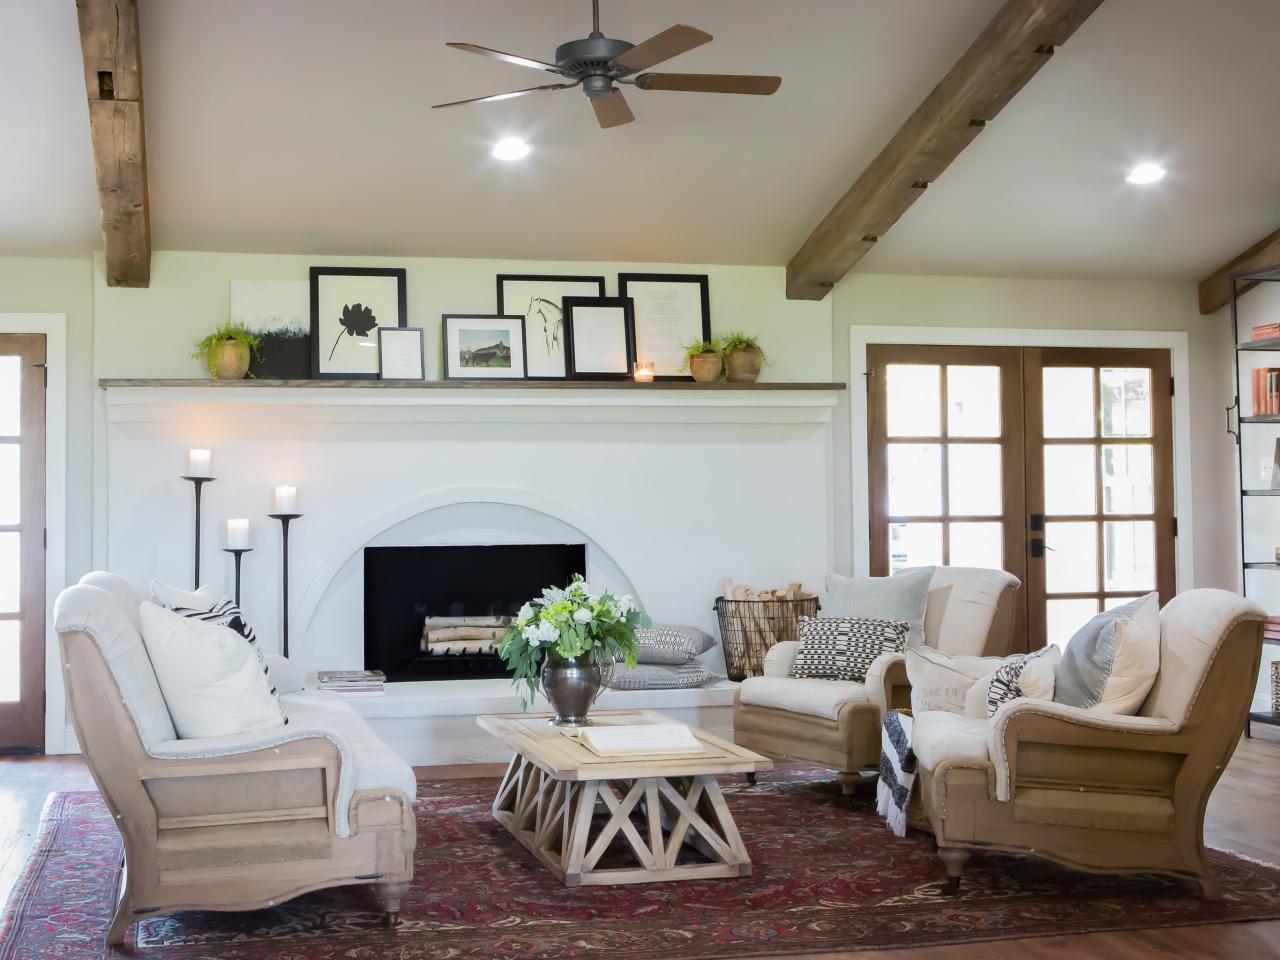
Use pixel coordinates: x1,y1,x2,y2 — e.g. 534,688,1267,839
721,331,767,383
193,322,262,381
679,337,723,383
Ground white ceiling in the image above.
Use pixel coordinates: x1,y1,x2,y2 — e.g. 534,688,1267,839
2,0,1279,281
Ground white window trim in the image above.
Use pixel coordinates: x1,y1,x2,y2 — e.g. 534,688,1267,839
849,326,1194,588
0,314,69,754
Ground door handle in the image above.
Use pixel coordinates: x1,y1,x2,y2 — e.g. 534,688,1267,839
1030,539,1045,558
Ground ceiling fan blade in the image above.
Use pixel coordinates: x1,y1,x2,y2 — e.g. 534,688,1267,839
445,42,563,74
432,83,571,110
612,24,712,73
634,73,781,95
591,89,635,129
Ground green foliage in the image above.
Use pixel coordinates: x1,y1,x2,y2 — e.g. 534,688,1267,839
496,575,650,709
191,322,263,378
677,337,722,373
720,330,768,364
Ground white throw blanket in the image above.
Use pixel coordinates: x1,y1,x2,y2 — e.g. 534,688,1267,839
876,709,915,837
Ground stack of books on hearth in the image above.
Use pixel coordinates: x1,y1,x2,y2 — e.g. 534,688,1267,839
1265,617,1280,644
1252,322,1280,342
1253,368,1280,414
316,669,386,697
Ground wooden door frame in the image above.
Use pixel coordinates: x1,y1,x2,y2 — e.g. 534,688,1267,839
0,334,46,750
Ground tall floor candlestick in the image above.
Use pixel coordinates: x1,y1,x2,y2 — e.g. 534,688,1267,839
269,513,302,657
181,476,215,588
222,548,253,607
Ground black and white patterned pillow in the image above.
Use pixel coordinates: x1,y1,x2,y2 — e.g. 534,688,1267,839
169,597,288,722
605,661,714,690
986,646,1054,718
617,624,717,665
788,616,909,683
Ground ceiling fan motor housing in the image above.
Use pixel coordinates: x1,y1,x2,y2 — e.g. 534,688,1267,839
555,34,634,96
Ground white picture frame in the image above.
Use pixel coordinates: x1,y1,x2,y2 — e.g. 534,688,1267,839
377,327,425,381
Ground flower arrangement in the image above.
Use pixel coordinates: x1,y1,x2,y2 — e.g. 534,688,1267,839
498,575,649,707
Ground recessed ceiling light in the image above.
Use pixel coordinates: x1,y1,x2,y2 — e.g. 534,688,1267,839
491,137,531,162
1125,162,1166,185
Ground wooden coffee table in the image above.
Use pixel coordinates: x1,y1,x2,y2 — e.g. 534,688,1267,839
477,710,772,887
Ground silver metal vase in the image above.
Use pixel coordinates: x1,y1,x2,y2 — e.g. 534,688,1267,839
540,655,604,726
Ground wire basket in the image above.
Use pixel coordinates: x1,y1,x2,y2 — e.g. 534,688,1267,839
714,595,820,681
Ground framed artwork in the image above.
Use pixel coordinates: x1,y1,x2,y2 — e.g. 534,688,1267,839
377,326,425,381
230,279,310,378
563,297,635,380
310,267,407,379
442,314,527,380
496,274,607,379
618,273,711,380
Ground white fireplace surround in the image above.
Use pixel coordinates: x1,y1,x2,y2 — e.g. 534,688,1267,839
96,383,841,762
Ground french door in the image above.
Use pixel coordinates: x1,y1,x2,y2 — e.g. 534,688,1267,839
0,334,46,751
868,344,1176,651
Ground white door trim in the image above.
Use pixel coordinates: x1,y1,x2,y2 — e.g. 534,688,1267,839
849,326,1194,588
0,314,68,754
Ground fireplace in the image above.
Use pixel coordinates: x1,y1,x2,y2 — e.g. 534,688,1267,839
363,543,587,681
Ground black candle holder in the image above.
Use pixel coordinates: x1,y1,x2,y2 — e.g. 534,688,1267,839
181,476,215,588
269,513,302,658
222,547,253,607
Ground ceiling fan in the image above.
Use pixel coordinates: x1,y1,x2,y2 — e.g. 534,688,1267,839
432,0,781,129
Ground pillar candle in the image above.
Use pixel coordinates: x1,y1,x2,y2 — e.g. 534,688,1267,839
226,518,250,549
273,484,298,514
187,448,212,477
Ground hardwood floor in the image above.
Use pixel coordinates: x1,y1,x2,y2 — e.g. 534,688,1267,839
1,730,1277,958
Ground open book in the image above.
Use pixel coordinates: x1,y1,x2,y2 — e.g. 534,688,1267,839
577,723,704,758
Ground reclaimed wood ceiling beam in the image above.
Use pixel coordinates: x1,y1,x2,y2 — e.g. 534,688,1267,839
785,0,1106,301
77,0,151,287
1198,228,1280,315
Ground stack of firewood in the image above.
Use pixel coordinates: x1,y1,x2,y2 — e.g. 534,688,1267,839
715,579,820,679
719,579,817,603
421,615,512,656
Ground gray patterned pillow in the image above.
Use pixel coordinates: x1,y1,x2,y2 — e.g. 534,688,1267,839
788,616,909,683
605,661,714,690
621,624,717,665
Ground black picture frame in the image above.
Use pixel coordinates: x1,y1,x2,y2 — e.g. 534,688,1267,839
496,274,607,380
617,273,712,382
376,326,425,381
441,314,529,381
563,297,636,381
310,266,408,380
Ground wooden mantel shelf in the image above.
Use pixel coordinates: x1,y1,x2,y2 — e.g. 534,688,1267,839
99,378,845,391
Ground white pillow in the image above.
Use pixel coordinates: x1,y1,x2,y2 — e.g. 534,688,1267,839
139,602,287,739
150,579,217,612
1053,593,1160,715
963,646,1061,719
906,646,998,714
824,568,933,648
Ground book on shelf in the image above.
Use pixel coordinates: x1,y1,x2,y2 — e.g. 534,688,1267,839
317,670,385,684
1253,323,1280,342
1252,368,1280,415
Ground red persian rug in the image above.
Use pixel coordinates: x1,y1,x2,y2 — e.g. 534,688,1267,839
5,767,1280,959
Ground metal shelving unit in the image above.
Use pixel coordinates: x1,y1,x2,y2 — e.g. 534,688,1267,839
1229,264,1280,735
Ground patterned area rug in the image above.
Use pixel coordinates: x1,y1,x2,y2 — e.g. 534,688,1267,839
5,767,1280,959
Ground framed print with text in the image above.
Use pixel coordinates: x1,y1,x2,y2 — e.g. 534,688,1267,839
310,266,407,380
377,326,425,381
563,297,635,380
618,273,710,380
496,274,607,380
442,314,527,381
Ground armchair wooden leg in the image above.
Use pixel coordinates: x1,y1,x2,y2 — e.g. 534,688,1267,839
938,848,970,895
837,772,859,796
376,880,410,928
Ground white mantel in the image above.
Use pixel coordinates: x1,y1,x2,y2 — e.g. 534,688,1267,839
98,381,843,762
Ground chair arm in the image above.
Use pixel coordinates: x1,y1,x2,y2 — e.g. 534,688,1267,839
988,698,1183,802
762,641,800,677
865,652,909,713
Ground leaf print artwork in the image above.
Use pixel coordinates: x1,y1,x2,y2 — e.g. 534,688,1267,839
327,302,378,361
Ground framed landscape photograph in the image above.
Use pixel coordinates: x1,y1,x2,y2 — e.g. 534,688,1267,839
310,267,407,379
563,297,635,380
377,326,425,381
618,273,711,380
442,314,527,381
496,274,607,379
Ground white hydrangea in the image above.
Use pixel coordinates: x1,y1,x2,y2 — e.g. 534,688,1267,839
614,594,636,616
516,602,534,625
522,621,559,648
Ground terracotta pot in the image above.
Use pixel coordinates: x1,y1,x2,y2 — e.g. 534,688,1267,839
688,352,723,383
213,340,250,380
725,346,763,383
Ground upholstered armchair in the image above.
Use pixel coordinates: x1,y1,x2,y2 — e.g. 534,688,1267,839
733,567,1020,793
54,573,418,946
918,588,1264,897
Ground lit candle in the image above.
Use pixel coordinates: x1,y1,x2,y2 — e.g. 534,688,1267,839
632,360,655,383
187,448,212,477
226,518,250,549
273,484,297,514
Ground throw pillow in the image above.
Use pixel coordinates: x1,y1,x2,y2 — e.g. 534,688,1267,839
605,661,714,690
907,646,1001,714
979,645,1061,718
167,596,276,691
788,616,909,683
623,624,717,665
1054,593,1161,715
150,579,217,612
139,602,289,739
824,568,933,649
